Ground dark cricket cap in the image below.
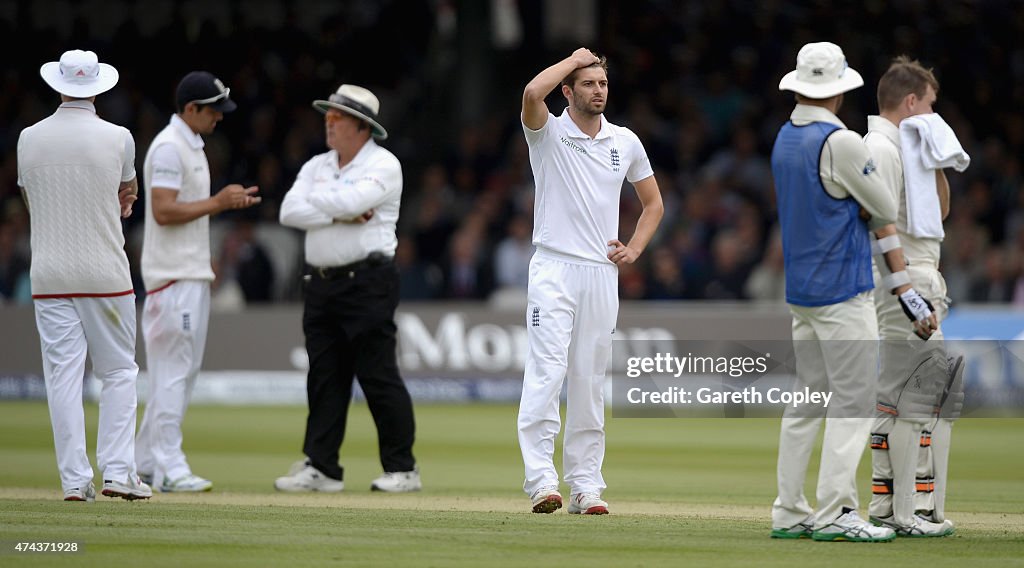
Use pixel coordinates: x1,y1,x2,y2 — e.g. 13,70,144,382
175,71,237,113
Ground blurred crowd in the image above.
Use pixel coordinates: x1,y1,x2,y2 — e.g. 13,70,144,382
2,0,1023,307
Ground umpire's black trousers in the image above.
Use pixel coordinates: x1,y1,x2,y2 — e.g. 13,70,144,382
301,260,416,481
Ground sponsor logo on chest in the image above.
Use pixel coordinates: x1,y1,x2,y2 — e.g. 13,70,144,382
560,136,587,155
560,136,622,172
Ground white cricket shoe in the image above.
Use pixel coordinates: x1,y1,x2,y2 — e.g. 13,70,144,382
813,509,895,542
64,482,96,502
870,514,954,537
161,474,213,493
567,492,609,515
530,486,562,514
274,461,344,493
102,474,153,501
370,469,422,493
770,516,814,539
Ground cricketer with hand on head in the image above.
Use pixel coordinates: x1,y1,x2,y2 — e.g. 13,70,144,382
17,49,151,502
517,47,664,516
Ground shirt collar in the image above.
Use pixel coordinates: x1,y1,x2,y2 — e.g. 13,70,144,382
58,100,96,113
867,115,900,147
170,114,205,150
790,104,846,129
332,138,378,169
558,107,612,140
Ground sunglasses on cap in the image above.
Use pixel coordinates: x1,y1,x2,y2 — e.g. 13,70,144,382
190,87,230,106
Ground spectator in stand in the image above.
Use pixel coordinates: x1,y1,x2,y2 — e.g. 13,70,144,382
744,229,786,302
0,222,30,304
968,247,1017,302
494,214,535,290
214,220,275,304
442,227,494,299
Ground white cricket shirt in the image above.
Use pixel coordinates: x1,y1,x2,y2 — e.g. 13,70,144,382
17,101,136,297
523,108,654,264
141,115,216,291
864,115,941,267
279,139,401,267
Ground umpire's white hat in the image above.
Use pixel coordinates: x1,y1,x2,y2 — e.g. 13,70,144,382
313,84,388,140
40,50,119,98
779,42,863,99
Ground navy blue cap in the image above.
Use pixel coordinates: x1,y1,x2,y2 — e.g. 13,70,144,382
176,71,236,113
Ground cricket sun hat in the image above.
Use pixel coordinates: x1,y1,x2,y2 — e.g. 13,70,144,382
176,71,237,113
40,50,119,98
313,84,388,140
779,42,863,99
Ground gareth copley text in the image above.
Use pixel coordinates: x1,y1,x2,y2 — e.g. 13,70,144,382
625,386,833,408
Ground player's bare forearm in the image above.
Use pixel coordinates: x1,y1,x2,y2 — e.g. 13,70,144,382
152,185,260,226
608,209,662,266
624,215,659,256
873,224,911,294
627,176,664,253
609,176,664,265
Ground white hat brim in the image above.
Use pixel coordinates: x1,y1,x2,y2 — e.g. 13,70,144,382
779,67,863,99
312,100,388,140
40,61,119,98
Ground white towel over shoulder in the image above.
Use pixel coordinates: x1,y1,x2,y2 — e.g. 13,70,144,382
899,113,970,240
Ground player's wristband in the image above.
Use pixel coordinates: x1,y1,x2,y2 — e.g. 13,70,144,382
876,234,901,252
881,270,911,292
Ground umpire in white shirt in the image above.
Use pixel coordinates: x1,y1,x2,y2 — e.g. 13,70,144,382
275,84,420,493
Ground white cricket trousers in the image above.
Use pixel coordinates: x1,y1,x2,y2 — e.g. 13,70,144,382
870,261,951,523
136,280,210,484
34,295,139,491
518,248,618,498
773,291,878,530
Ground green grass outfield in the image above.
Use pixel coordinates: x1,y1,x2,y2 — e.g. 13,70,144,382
0,401,1022,567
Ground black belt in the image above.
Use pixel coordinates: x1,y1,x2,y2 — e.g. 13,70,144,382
310,252,392,280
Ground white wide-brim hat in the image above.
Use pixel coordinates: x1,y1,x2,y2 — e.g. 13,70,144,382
779,42,863,99
313,84,388,140
40,50,119,98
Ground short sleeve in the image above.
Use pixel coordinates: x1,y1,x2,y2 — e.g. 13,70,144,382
522,113,554,146
121,132,137,182
625,130,654,183
148,143,184,191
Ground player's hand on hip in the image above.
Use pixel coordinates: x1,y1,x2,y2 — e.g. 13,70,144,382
571,47,600,68
607,239,639,266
